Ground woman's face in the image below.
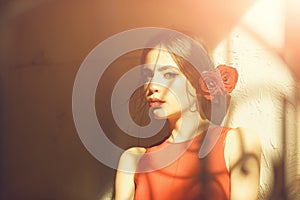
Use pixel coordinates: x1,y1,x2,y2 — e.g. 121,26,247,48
143,49,198,120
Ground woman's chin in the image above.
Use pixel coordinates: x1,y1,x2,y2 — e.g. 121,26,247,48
151,107,168,119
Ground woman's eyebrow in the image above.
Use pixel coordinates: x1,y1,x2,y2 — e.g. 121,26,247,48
158,65,180,72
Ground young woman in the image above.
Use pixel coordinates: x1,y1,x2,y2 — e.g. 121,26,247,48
115,30,261,200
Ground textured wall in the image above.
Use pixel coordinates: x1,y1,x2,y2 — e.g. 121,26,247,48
0,0,299,200
212,1,299,199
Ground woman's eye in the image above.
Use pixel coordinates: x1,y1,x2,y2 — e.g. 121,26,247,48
164,72,178,79
142,69,153,80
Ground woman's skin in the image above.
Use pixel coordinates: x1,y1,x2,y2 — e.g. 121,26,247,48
115,49,261,200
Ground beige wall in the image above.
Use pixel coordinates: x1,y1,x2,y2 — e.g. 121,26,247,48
0,0,299,200
213,1,299,198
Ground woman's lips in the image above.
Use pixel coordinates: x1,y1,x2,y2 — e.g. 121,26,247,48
148,98,165,107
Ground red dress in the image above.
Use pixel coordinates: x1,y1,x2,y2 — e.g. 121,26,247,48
134,126,231,200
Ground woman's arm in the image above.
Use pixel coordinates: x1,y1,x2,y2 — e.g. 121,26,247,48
225,127,261,200
115,147,146,200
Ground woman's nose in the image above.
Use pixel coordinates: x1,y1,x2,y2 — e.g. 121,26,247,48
148,83,158,94
147,82,159,95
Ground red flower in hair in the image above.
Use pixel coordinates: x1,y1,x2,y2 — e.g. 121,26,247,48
199,65,238,100
217,65,238,93
199,71,224,100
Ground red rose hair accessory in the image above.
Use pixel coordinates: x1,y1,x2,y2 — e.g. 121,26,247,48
199,65,238,100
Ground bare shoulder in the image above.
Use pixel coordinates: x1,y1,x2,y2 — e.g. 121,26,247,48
117,147,146,173
121,146,146,160
225,127,261,170
225,127,262,199
115,147,146,200
226,127,261,152
124,146,147,154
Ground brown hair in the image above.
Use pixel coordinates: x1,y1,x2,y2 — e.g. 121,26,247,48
139,29,228,124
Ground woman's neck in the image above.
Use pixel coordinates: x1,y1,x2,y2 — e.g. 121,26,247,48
167,112,210,143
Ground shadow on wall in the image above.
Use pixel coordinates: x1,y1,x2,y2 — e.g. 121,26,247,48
265,90,299,200
224,82,299,200
1,0,299,199
0,74,4,200
96,48,300,200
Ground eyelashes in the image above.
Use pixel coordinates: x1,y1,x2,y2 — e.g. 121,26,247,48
163,72,178,79
142,69,179,81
